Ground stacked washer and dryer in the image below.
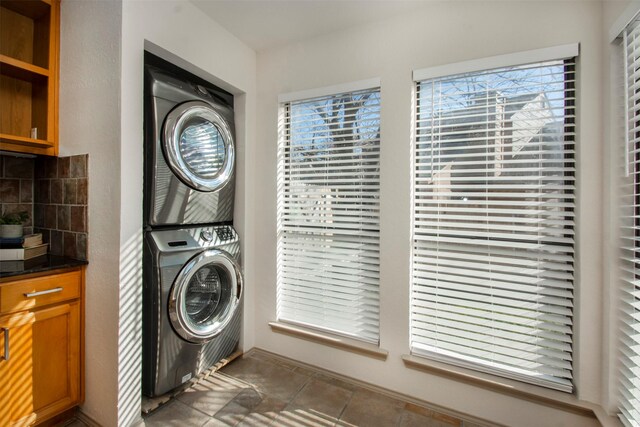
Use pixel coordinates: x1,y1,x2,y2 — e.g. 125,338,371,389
142,52,243,397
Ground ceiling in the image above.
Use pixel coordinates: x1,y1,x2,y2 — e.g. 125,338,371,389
190,0,431,52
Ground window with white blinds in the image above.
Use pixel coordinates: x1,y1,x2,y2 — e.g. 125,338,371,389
621,18,640,427
411,55,576,391
277,85,381,344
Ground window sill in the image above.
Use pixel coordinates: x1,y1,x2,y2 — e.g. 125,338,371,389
402,354,601,419
268,321,388,361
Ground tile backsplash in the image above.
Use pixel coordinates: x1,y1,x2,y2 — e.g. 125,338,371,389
0,155,34,235
34,155,88,260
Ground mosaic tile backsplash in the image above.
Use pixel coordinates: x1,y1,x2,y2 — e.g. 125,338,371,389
34,155,88,260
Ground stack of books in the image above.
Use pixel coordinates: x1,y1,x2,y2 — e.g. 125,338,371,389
0,233,48,261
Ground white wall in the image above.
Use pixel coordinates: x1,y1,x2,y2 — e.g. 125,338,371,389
59,1,123,425
254,2,603,426
60,0,256,425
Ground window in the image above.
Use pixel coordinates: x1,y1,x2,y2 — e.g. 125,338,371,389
277,83,381,344
621,19,640,427
411,49,577,391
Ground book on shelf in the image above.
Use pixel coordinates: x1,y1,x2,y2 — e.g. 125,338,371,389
0,243,48,261
0,233,42,249
0,237,24,249
22,233,43,248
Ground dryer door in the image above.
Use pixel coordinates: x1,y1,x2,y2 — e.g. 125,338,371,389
169,249,242,343
162,100,235,192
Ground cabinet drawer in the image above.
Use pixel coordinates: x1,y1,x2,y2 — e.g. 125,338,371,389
0,270,81,314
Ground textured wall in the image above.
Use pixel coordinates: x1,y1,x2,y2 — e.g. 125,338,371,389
59,0,122,425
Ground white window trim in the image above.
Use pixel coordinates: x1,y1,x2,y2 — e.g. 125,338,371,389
269,321,389,360
412,43,579,82
610,1,640,42
278,78,381,104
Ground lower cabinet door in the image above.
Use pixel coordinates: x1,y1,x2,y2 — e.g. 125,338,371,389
0,302,81,426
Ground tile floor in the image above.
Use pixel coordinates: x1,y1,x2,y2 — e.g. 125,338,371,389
142,350,489,427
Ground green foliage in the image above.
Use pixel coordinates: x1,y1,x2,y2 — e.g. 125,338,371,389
0,211,29,225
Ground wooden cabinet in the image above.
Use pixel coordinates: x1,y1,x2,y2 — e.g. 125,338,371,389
0,0,60,156
0,268,84,426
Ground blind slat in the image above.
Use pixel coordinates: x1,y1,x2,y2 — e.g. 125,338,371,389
620,21,640,427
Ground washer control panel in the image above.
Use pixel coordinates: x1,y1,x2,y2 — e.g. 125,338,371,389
150,225,238,253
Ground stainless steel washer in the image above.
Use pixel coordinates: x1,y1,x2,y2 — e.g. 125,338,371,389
142,225,243,397
144,52,236,227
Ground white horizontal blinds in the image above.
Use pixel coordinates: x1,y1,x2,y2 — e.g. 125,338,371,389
411,58,576,391
277,87,381,343
621,18,640,427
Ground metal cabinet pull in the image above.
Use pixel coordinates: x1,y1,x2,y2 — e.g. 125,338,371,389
1,328,8,361
24,287,63,298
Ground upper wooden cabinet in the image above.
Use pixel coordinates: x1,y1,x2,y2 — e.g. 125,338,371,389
0,0,59,156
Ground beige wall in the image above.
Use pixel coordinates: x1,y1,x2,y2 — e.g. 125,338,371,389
58,0,637,424
254,1,604,425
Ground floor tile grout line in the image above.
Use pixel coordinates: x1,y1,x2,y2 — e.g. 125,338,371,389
175,398,221,421
288,375,312,405
335,389,355,422
269,374,312,426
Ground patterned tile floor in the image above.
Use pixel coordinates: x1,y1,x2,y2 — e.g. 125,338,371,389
142,350,488,427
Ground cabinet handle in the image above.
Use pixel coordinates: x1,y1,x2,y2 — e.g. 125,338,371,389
1,328,8,361
24,287,63,298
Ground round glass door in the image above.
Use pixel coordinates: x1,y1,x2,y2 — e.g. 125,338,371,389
163,101,235,192
169,249,242,343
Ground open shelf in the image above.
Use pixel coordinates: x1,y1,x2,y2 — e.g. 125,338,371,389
0,0,58,156
0,134,54,148
1,0,51,20
0,55,49,81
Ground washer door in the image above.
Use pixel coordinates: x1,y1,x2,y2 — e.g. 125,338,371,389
162,100,235,192
169,249,242,343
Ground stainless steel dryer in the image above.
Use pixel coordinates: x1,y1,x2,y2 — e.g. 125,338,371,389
142,225,243,397
144,52,236,227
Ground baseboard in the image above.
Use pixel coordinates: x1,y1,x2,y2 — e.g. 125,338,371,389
75,410,102,427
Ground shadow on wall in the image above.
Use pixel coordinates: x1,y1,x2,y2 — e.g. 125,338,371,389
117,231,143,426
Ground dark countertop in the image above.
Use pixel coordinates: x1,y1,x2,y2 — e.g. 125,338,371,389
0,255,88,280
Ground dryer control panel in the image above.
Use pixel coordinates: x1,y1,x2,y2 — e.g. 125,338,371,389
215,227,234,242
